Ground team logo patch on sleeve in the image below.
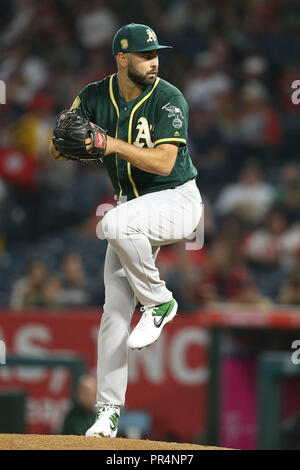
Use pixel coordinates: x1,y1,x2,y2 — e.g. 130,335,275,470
70,96,81,111
161,102,184,129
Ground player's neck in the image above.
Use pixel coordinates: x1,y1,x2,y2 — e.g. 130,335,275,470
117,74,145,102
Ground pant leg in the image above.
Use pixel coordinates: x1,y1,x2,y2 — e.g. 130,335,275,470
97,243,136,408
102,180,202,306
97,243,161,407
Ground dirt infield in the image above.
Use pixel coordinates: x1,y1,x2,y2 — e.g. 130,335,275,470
0,434,232,450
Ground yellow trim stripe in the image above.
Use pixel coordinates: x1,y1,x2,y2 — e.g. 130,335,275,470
109,74,119,117
126,161,138,197
109,74,122,196
154,138,186,146
127,77,160,198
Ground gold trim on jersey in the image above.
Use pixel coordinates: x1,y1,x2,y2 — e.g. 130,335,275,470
154,138,186,146
109,74,123,196
128,77,160,198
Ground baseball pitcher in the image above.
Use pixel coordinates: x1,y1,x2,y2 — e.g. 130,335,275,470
50,23,203,438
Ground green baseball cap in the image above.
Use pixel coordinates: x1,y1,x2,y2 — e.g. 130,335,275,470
112,23,173,56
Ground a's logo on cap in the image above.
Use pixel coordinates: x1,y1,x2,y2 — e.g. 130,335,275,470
146,29,157,43
120,39,128,49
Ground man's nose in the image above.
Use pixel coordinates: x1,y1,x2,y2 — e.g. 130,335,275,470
150,56,159,67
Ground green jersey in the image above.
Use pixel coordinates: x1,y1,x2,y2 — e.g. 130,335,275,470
71,74,197,200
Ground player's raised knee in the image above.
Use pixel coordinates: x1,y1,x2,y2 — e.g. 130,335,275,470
102,209,127,242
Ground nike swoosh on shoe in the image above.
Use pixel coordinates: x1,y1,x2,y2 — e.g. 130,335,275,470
153,304,172,328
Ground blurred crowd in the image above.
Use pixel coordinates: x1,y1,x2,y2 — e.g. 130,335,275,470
1,0,300,310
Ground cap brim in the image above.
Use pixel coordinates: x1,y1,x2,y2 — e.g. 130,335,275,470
129,45,173,52
156,45,173,50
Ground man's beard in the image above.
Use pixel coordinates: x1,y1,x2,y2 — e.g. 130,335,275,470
128,61,157,87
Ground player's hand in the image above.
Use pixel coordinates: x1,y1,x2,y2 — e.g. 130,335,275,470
85,123,112,156
85,137,92,150
85,121,94,150
86,134,114,155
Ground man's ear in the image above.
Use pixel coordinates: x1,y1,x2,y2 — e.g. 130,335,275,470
116,52,128,69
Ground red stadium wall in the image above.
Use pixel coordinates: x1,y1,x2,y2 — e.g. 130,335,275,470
0,310,209,442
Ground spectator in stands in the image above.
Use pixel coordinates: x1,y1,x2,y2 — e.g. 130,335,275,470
59,253,92,307
76,0,119,49
193,238,252,305
243,206,300,271
184,50,232,109
219,214,247,257
241,0,279,36
215,161,275,226
61,374,97,435
0,146,41,190
273,163,300,224
34,276,63,309
189,104,228,198
189,105,225,165
8,92,55,160
279,280,300,306
279,253,300,305
156,241,207,311
230,279,273,307
9,259,48,310
237,81,283,155
241,55,269,86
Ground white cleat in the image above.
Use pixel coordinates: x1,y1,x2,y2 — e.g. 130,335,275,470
85,403,120,438
128,298,178,350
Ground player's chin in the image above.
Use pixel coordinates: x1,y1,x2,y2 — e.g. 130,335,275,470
145,75,156,85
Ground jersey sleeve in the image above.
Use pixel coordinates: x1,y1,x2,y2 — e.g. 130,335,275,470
69,84,95,122
154,93,188,147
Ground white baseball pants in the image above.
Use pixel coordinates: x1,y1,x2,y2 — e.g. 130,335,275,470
96,179,202,407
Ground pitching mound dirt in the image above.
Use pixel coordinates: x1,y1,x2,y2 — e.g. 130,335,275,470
0,434,232,450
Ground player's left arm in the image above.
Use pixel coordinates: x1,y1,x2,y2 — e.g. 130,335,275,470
86,92,187,175
105,138,178,176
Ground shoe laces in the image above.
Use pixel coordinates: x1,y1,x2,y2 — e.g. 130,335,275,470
137,305,156,329
140,305,156,313
97,403,119,418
